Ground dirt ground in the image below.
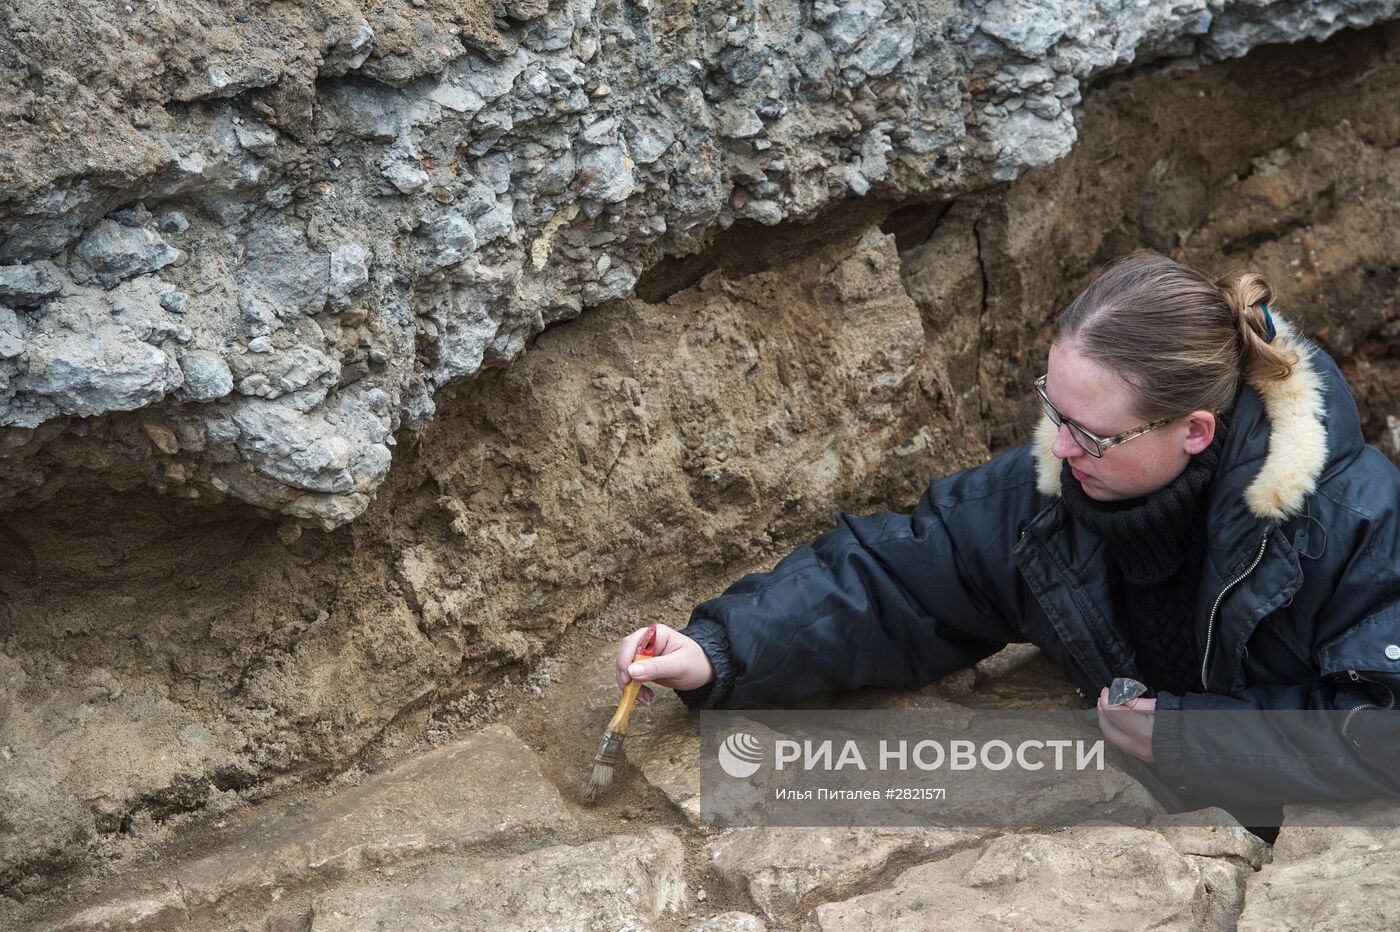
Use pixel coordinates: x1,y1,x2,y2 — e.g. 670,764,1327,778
4,19,1400,921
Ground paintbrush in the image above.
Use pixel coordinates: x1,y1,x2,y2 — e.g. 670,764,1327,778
580,623,657,802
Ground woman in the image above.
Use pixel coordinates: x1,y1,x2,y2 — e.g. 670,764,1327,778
613,249,1400,810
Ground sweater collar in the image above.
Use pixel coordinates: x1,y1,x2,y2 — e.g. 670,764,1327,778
1058,426,1225,584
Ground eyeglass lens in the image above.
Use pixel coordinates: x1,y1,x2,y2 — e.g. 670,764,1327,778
1038,393,1102,457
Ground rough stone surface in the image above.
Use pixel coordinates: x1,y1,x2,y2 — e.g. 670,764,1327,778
812,826,1249,931
1238,800,1400,931
707,826,981,921
628,700,705,824
2,0,1397,525
1149,808,1273,870
308,829,687,931
50,725,573,929
690,912,767,932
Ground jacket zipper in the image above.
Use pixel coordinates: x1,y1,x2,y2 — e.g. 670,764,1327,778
1342,669,1396,740
1201,533,1269,690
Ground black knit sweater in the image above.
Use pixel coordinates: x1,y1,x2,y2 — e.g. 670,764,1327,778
1058,425,1226,697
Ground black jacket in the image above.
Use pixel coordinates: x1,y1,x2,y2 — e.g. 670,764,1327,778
677,315,1400,807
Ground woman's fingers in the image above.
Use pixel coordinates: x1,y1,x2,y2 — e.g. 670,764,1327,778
615,624,675,687
614,623,711,694
626,652,684,684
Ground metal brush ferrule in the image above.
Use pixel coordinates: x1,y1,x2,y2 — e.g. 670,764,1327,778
593,730,626,766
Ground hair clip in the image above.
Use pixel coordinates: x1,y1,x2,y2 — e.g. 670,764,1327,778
1260,302,1277,344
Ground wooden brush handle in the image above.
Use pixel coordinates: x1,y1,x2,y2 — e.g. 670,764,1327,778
609,677,644,733
607,624,658,733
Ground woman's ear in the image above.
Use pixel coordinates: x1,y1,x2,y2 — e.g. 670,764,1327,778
1183,411,1216,455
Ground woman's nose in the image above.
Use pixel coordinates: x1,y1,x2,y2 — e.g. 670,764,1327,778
1051,423,1083,460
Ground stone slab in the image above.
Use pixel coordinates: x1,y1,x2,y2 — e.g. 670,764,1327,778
813,826,1247,931
707,826,982,921
54,725,572,930
1239,800,1400,931
309,828,687,931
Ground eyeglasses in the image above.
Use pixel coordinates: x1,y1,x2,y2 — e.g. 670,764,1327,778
1034,374,1179,458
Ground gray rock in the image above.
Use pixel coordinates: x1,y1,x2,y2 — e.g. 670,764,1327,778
573,143,636,202
456,182,516,244
155,210,189,235
3,288,185,427
239,224,330,313
157,289,187,314
203,61,279,97
0,306,24,360
232,118,278,157
980,0,1081,58
178,352,235,402
379,139,431,193
328,242,371,305
323,21,375,75
718,104,765,139
851,22,914,78
239,291,280,338
0,260,64,306
234,344,339,401
72,220,183,289
424,213,478,270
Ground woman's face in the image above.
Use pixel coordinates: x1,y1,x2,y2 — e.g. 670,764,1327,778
1044,339,1216,501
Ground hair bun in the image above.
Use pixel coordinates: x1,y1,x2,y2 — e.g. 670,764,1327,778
1217,270,1294,385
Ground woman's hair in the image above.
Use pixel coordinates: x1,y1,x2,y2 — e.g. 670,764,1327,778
1051,249,1299,420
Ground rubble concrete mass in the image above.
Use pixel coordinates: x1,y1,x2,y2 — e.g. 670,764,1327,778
2,0,1395,526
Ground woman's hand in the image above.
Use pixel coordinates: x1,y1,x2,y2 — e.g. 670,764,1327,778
615,623,714,705
1096,687,1156,762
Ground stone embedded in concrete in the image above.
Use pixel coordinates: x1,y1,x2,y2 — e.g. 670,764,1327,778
327,242,371,306
0,260,64,306
0,306,24,360
238,223,330,313
177,351,235,402
308,829,687,931
52,725,573,929
233,119,279,157
1238,800,1400,931
72,221,182,289
813,827,1248,931
6,290,186,428
707,826,981,921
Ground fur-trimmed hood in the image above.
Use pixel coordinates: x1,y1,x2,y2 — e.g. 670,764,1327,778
1031,313,1340,523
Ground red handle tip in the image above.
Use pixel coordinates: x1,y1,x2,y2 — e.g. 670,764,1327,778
637,623,658,658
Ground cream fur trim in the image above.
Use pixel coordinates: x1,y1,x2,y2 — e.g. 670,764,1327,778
1031,313,1328,522
1240,315,1328,520
1034,414,1061,499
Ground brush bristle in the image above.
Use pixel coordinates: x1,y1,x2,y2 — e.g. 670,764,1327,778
579,762,616,802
